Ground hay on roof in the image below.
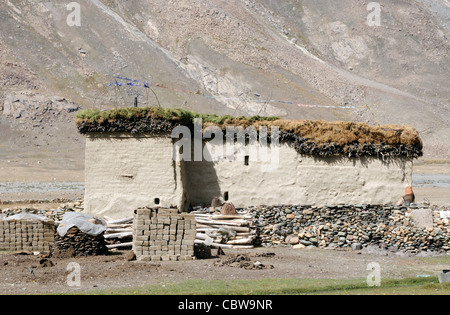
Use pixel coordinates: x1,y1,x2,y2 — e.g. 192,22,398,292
75,107,423,158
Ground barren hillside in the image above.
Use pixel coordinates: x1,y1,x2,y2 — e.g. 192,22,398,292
0,0,449,174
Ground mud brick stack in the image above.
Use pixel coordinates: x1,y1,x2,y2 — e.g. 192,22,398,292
0,219,55,252
133,208,196,261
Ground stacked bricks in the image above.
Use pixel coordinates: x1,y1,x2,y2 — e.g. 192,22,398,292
0,219,55,252
133,207,196,261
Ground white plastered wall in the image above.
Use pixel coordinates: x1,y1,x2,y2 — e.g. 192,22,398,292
84,133,413,218
184,140,413,207
84,133,184,219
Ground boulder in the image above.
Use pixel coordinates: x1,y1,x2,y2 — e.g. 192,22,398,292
351,243,363,251
285,234,299,245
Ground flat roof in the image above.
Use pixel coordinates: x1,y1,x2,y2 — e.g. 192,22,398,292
75,107,423,158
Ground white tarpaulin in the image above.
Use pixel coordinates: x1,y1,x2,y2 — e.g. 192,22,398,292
4,212,48,221
440,211,450,219
57,212,106,237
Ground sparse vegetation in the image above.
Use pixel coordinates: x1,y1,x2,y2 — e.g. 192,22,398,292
75,107,280,126
75,107,423,155
71,277,450,295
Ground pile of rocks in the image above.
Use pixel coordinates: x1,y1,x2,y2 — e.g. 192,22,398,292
0,198,74,206
1,200,83,222
247,204,449,253
52,226,108,257
213,253,274,270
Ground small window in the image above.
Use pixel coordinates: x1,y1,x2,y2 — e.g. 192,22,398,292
244,155,249,166
154,198,160,205
224,192,229,201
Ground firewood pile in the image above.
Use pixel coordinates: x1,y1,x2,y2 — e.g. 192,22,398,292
103,216,134,250
96,210,259,253
193,211,257,249
52,215,135,256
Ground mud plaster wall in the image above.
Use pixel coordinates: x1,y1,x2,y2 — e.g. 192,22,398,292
84,133,184,219
84,134,413,219
184,141,413,208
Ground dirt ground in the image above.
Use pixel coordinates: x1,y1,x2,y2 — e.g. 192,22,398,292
412,162,450,206
0,246,448,295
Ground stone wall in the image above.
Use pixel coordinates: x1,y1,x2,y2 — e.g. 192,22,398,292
248,204,449,253
133,208,196,261
0,219,55,252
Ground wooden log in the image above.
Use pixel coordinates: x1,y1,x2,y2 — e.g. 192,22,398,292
106,242,133,249
105,228,133,234
195,218,249,227
231,236,255,240
105,224,133,230
235,232,256,236
196,224,250,232
195,233,213,245
192,213,214,217
194,239,254,249
196,228,220,233
226,237,254,245
207,215,247,220
195,233,210,240
104,232,133,240
105,217,134,225
211,225,250,232
194,213,253,220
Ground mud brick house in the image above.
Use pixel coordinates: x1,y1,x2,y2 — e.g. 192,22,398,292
76,107,423,219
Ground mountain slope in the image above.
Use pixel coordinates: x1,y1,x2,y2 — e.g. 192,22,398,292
0,0,449,167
